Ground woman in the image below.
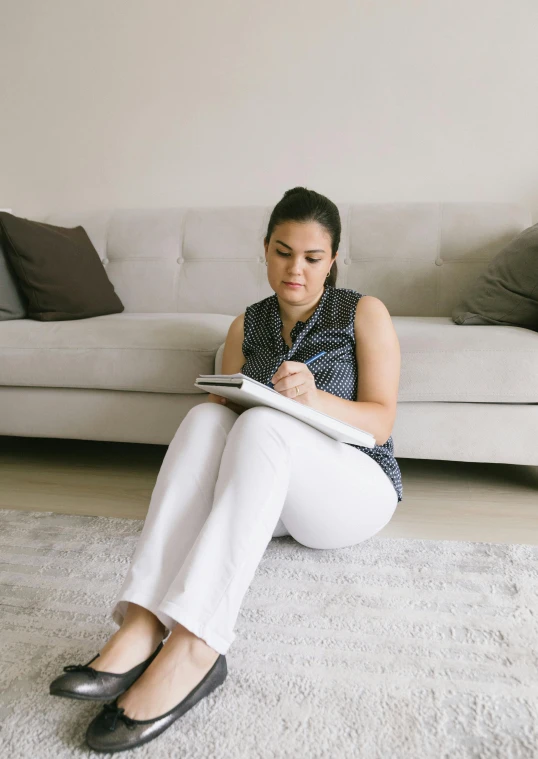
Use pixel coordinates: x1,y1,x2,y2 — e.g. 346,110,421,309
49,186,403,752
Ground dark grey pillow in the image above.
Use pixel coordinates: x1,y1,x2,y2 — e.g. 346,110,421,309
452,222,538,332
0,238,27,320
0,211,124,321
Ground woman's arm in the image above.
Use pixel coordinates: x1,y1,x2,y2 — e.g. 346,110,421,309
205,313,249,415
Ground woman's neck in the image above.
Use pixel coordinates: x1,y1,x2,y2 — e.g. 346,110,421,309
277,286,325,327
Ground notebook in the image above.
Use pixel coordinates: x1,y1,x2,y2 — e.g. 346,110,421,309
194,372,376,448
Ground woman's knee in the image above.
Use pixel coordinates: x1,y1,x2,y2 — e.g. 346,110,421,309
227,405,290,440
172,401,236,441
187,401,225,417
185,400,237,422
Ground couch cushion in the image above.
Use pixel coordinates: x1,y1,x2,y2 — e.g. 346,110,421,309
396,317,538,402
0,313,235,394
38,202,532,320
0,314,536,402
0,237,27,321
452,221,538,332
0,212,124,321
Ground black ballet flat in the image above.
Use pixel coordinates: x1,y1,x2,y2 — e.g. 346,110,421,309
85,653,227,753
49,641,164,702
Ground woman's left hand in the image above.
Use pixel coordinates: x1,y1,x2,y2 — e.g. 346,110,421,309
270,361,320,408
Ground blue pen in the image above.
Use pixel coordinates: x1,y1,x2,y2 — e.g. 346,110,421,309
267,350,326,389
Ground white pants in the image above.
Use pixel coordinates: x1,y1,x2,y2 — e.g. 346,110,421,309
111,403,398,655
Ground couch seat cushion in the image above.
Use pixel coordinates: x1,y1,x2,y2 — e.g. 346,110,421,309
0,313,234,394
397,317,538,403
0,314,536,402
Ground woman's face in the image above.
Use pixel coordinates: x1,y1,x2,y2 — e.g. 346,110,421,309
264,221,337,298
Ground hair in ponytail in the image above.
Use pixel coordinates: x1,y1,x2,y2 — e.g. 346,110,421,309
264,186,340,288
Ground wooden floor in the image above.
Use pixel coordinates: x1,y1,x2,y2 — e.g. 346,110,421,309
1,435,537,546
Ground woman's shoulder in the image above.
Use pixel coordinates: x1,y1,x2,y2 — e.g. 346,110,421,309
245,292,276,316
243,293,276,339
328,286,364,307
331,286,363,298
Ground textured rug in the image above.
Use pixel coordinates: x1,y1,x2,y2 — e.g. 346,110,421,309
0,508,537,759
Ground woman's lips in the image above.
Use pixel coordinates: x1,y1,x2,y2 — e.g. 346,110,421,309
284,282,303,288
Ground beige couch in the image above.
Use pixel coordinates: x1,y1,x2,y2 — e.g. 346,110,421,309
1,202,536,469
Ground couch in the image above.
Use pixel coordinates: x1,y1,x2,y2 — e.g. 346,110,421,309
1,201,536,470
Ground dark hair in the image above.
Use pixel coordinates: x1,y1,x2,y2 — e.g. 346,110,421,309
264,186,340,288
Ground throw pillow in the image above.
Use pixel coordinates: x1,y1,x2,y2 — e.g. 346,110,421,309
0,237,28,320
452,222,538,331
0,212,124,321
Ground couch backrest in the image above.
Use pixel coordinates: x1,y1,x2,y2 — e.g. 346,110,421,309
38,202,531,316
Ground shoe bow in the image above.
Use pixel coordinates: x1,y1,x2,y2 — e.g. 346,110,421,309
63,664,99,679
102,702,137,731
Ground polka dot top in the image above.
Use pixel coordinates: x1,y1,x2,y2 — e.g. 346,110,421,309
241,283,403,503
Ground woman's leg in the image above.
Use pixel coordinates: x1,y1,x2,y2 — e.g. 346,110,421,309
155,404,399,655
108,403,397,721
91,602,167,674
109,402,240,638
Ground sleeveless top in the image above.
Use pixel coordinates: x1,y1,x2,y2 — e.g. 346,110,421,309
241,283,403,502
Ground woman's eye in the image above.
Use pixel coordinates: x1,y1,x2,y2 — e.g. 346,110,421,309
276,251,320,263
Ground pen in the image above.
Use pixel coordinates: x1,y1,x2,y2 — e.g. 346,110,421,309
305,350,327,366
267,350,326,389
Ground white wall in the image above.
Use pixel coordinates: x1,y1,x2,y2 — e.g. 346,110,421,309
1,0,537,221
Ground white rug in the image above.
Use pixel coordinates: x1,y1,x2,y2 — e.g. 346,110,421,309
0,508,537,759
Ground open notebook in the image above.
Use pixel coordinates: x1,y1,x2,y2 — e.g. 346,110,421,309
194,373,375,448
